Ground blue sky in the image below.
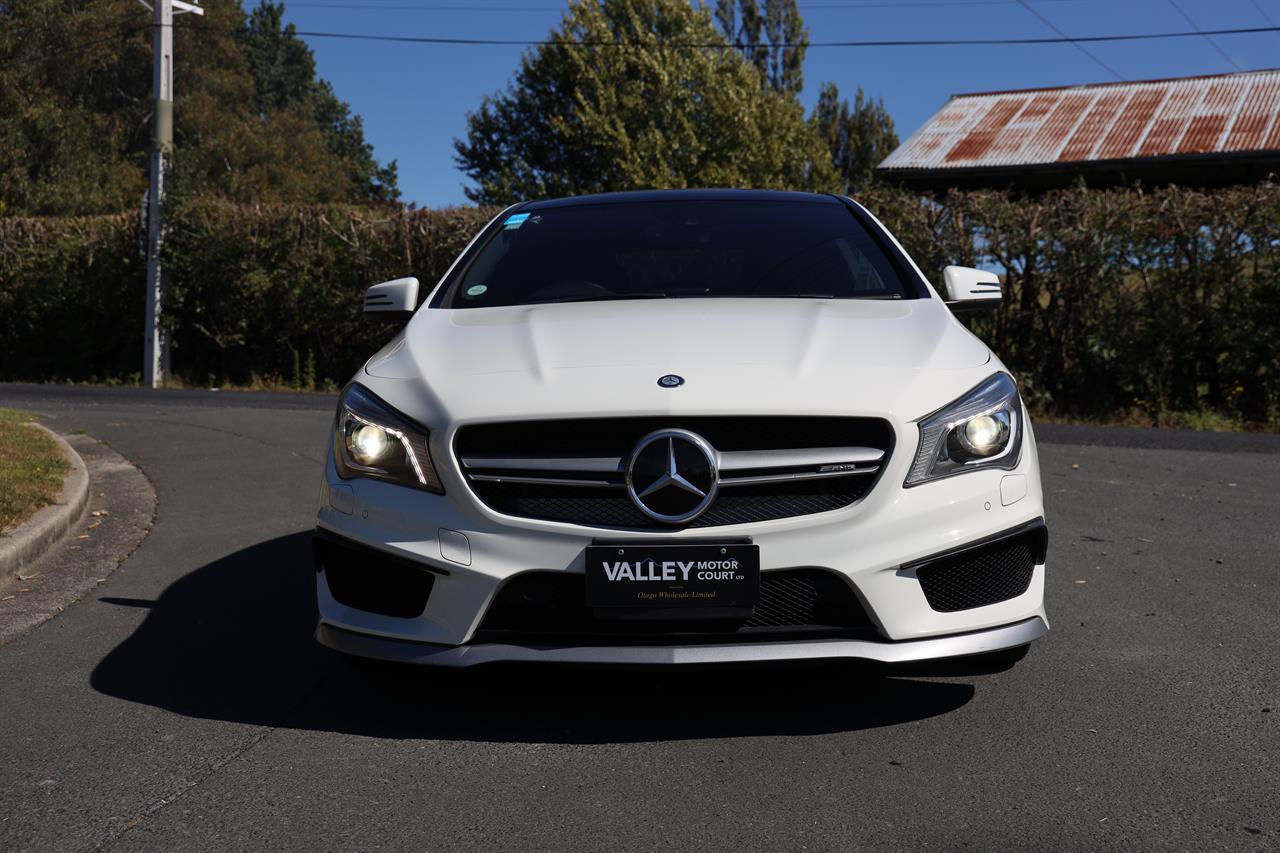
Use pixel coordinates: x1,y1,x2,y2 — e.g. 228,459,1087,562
255,0,1280,207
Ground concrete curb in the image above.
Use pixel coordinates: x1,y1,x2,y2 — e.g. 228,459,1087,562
0,423,90,587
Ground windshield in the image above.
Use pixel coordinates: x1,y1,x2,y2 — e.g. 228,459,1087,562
443,199,921,308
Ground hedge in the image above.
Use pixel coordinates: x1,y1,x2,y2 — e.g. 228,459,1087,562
0,202,496,389
1,186,1277,424
861,184,1280,425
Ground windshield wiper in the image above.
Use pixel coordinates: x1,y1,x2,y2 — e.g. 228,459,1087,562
751,293,835,299
523,292,669,305
668,292,835,299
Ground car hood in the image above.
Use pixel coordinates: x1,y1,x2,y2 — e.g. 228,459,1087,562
362,297,995,428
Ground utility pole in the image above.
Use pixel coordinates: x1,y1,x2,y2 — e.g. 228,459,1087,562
142,0,203,388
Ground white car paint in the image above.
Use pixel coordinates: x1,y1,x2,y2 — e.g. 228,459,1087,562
315,195,1047,666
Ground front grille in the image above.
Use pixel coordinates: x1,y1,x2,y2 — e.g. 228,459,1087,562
467,479,874,529
314,534,436,619
913,524,1047,612
473,568,876,643
455,416,893,530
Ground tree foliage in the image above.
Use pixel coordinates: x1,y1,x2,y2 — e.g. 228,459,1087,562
713,0,807,95
811,82,899,193
453,0,838,204
0,0,395,215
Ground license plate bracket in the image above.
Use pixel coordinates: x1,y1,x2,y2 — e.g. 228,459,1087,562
584,543,760,619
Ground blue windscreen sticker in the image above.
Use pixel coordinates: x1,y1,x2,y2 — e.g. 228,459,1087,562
504,213,531,229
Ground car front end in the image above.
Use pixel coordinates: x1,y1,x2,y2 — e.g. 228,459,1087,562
313,190,1048,667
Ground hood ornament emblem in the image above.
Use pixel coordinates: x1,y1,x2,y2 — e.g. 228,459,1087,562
657,374,684,388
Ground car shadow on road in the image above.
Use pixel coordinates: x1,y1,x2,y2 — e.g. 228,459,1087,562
91,532,979,743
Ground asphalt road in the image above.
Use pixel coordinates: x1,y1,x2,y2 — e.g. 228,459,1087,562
0,383,1276,851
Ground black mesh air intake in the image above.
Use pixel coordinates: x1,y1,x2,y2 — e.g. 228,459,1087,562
474,568,875,643
912,522,1047,612
314,532,436,619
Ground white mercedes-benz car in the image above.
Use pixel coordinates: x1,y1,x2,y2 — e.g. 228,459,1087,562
314,190,1047,667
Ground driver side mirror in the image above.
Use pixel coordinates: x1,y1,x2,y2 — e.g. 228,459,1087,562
364,277,419,324
942,266,1002,312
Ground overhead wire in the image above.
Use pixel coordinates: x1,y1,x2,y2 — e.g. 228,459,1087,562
1250,0,1280,27
0,24,149,70
1015,0,1124,81
284,0,1090,9
5,19,1280,69
162,22,1280,50
1166,0,1244,70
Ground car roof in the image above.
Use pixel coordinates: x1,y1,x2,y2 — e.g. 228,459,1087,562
520,189,842,211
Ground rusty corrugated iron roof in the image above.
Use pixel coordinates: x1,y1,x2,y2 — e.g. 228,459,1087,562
879,69,1280,173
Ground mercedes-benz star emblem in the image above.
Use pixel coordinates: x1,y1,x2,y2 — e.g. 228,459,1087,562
657,374,685,388
625,429,719,524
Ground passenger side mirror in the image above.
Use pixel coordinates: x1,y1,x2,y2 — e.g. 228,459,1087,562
364,277,419,323
942,266,1002,312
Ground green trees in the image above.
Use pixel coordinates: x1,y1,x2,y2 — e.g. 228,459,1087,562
453,0,839,204
454,0,901,205
811,83,899,193
239,2,397,202
713,0,807,95
0,0,395,215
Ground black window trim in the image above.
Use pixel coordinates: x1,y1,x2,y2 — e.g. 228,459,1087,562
830,194,932,301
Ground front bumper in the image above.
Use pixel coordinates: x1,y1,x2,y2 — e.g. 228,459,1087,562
315,409,1048,661
316,616,1048,667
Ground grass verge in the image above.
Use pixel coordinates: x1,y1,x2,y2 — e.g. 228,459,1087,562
0,409,69,534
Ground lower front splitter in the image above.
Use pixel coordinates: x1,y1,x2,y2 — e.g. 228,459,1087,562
316,615,1048,667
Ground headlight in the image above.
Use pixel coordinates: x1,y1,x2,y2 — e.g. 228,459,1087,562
905,372,1023,487
333,384,443,493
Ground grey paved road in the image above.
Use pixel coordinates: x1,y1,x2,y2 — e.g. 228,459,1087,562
0,383,1276,851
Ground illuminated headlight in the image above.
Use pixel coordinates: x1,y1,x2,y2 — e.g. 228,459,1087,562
905,373,1022,486
333,384,443,493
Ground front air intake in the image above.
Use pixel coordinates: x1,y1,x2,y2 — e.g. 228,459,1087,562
911,521,1047,612
313,533,436,619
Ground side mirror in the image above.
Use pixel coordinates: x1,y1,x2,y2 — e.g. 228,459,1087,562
942,266,1002,312
364,277,419,323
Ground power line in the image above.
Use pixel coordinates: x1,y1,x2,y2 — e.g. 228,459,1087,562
1167,0,1243,70
0,26,148,70
1251,0,1280,27
172,23,1280,49
10,21,1280,70
1015,0,1124,81
284,0,1087,8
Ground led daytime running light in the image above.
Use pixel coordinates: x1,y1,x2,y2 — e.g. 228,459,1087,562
344,409,428,486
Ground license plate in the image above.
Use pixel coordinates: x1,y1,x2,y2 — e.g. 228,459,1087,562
584,543,760,611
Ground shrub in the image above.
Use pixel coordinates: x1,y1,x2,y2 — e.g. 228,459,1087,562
860,183,1280,426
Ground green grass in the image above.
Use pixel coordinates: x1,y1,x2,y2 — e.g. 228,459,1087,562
0,408,69,533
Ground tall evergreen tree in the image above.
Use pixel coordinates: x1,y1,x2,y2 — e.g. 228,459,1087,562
713,0,807,95
0,0,396,215
811,82,899,194
240,2,397,201
453,0,838,204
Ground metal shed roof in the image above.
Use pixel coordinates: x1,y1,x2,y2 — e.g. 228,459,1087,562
878,69,1280,188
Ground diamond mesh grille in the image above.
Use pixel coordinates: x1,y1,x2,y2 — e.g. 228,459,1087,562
914,529,1041,612
475,568,873,639
471,480,871,530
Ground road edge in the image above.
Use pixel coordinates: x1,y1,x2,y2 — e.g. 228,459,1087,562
0,423,90,586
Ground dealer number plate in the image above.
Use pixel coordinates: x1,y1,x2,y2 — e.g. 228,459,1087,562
584,544,760,609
